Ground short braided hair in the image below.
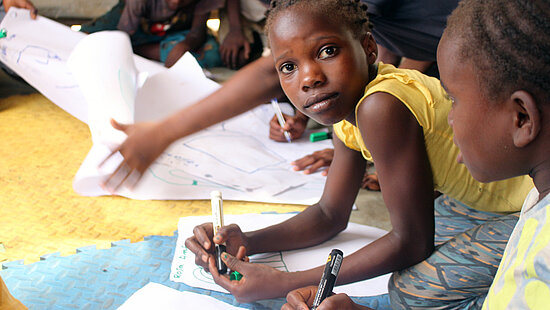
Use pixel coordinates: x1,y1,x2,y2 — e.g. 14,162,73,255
265,0,373,42
445,0,550,103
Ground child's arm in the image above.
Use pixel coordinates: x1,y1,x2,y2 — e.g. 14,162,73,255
103,56,283,191
3,0,37,18
219,0,250,69
164,10,209,67
185,136,367,301
186,93,436,302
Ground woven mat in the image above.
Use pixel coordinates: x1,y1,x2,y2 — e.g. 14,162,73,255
0,94,306,264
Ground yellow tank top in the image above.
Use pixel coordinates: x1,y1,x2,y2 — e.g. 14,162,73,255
333,63,533,212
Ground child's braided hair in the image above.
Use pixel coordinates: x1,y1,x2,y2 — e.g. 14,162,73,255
265,0,373,41
446,0,550,103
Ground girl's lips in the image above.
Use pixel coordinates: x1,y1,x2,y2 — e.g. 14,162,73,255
304,93,339,113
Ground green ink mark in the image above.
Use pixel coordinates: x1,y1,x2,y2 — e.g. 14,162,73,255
192,180,198,185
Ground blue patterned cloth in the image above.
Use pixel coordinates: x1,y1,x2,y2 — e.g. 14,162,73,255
389,195,519,309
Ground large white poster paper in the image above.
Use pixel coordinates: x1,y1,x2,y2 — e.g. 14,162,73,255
170,214,391,297
0,9,333,204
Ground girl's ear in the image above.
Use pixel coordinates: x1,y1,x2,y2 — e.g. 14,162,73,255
511,90,540,148
363,33,378,64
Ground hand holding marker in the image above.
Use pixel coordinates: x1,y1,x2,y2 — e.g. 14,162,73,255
211,190,227,274
271,98,292,143
311,249,343,310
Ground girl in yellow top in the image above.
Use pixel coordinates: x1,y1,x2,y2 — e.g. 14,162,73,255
181,0,536,305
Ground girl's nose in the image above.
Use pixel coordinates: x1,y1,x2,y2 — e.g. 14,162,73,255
301,63,326,91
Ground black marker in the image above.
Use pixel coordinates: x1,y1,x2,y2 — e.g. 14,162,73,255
211,190,227,274
311,249,343,310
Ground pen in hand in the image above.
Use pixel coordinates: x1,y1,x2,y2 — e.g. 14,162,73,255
271,98,292,143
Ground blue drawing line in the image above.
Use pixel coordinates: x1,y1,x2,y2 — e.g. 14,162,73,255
16,45,62,65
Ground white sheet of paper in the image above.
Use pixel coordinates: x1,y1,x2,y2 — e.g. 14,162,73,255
170,214,391,297
118,282,246,310
0,10,333,204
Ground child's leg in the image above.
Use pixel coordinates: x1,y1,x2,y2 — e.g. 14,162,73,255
388,201,519,309
134,43,160,61
159,31,222,68
80,0,124,34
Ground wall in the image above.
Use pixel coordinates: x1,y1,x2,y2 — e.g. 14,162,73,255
33,0,118,19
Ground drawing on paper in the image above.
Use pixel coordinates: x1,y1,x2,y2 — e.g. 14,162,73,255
190,251,289,284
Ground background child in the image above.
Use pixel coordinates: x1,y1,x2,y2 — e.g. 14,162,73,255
283,0,550,308
217,0,269,69
184,0,533,303
81,0,223,68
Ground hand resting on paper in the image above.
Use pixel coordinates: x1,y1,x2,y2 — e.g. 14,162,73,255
282,286,374,310
207,251,293,303
269,112,308,142
100,119,172,192
4,0,37,19
185,223,249,270
291,148,334,176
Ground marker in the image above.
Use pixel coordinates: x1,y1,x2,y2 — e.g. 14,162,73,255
211,190,227,274
311,249,343,310
309,131,332,142
271,98,292,143
230,270,243,281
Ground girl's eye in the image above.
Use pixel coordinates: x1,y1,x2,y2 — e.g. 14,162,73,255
280,63,296,74
319,46,337,59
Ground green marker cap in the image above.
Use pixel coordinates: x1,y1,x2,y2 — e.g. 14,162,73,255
309,131,332,142
0,29,7,38
230,271,243,281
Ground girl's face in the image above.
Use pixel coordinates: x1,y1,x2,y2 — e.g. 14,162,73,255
438,33,515,183
268,6,375,126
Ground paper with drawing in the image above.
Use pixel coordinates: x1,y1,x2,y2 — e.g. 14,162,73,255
0,9,333,204
170,213,391,297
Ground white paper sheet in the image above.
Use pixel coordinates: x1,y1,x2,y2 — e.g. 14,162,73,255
0,9,333,204
170,214,391,297
118,282,246,310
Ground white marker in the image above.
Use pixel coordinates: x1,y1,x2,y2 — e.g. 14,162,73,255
211,190,227,274
271,98,292,143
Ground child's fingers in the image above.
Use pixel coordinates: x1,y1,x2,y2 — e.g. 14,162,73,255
304,160,328,174
102,161,133,193
220,252,248,275
184,235,212,265
208,256,235,290
110,118,128,131
235,245,247,261
192,224,213,250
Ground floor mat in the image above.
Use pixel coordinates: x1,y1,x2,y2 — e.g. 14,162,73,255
0,232,391,309
0,94,305,264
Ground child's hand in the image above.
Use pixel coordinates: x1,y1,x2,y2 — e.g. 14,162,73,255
283,287,374,310
185,223,248,271
4,0,37,19
164,41,190,68
269,113,308,142
100,119,170,192
208,252,290,303
291,148,334,175
220,30,250,69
